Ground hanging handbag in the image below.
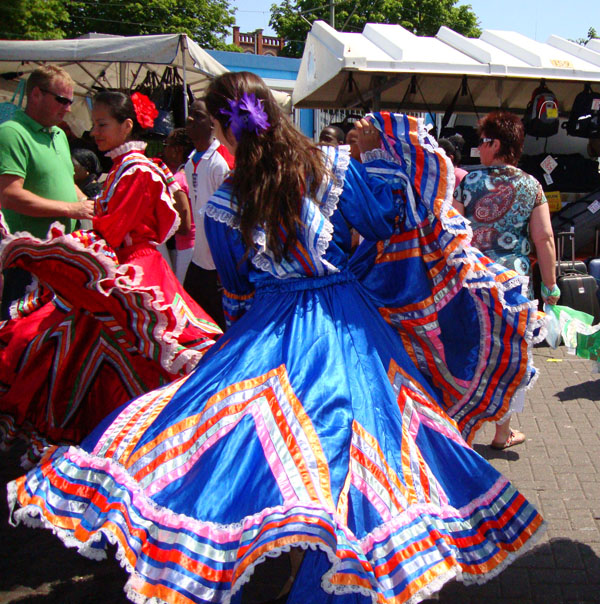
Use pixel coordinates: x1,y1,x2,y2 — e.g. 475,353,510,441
563,83,600,139
150,68,176,137
169,68,194,128
0,79,26,125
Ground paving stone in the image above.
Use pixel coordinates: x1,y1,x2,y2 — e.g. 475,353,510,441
500,568,532,599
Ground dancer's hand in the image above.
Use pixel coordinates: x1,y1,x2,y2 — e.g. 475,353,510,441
355,118,381,154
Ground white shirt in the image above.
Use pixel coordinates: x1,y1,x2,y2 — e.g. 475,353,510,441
184,138,232,270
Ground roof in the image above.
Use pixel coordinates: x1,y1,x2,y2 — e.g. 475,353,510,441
0,33,227,97
0,34,228,136
292,21,600,113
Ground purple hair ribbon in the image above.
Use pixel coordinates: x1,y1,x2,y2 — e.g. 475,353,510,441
220,92,270,141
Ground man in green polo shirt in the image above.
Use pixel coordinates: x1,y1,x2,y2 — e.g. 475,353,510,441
0,65,95,318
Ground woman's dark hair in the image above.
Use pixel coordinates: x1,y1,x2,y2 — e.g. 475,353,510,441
205,71,327,261
447,134,464,165
166,127,194,160
71,147,102,178
478,111,524,166
437,138,457,165
93,90,145,140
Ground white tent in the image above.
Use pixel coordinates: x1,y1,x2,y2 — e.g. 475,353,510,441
0,33,228,135
293,21,600,114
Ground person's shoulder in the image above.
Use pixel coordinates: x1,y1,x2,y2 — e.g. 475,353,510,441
461,166,488,182
0,116,26,139
215,144,234,169
512,165,542,186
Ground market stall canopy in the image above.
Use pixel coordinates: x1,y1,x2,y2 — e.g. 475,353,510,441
0,33,228,135
293,21,600,114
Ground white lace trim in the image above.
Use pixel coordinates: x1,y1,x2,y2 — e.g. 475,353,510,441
100,153,181,244
8,462,548,604
205,202,239,230
206,147,351,279
361,148,395,163
106,140,147,159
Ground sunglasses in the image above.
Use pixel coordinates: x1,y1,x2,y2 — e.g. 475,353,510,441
39,88,74,107
478,137,494,146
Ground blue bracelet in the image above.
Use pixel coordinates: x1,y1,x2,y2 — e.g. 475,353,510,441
541,283,560,298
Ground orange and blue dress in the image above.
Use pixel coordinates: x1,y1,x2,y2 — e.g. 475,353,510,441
9,116,544,603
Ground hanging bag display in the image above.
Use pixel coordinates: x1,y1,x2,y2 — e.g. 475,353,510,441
439,75,481,164
150,68,176,137
523,83,560,138
134,70,174,138
563,83,600,139
0,79,26,125
169,68,194,129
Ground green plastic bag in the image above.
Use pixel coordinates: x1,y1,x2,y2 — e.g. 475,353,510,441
544,303,600,360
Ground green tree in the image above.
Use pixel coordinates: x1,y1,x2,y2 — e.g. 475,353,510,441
65,0,237,49
270,0,481,57
1,0,239,50
0,0,70,40
573,27,598,45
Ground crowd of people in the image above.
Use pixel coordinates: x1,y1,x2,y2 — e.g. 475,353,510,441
0,65,568,603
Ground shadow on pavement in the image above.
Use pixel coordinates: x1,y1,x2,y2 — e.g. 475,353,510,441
556,380,600,402
424,538,600,603
0,442,128,604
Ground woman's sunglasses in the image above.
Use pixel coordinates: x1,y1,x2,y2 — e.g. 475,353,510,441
39,88,74,107
478,137,494,146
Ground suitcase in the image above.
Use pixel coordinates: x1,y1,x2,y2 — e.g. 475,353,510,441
532,236,586,308
551,187,600,255
556,232,600,322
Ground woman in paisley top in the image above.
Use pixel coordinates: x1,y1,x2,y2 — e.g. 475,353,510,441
453,110,557,450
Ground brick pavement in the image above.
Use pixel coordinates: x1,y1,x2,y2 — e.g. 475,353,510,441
1,345,599,604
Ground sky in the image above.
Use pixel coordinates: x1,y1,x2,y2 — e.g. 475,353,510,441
230,0,596,44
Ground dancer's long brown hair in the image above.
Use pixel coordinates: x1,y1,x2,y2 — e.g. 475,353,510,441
205,72,327,262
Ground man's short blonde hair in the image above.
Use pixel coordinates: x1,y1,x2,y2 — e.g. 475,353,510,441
26,65,74,96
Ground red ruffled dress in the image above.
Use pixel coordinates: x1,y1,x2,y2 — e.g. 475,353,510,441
0,142,221,463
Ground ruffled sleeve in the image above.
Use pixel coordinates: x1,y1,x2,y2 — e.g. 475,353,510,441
94,166,178,249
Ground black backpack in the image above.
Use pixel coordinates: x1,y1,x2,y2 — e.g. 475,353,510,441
563,83,600,139
523,84,560,138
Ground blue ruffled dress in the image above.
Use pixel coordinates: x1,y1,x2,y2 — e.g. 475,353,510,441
8,114,544,604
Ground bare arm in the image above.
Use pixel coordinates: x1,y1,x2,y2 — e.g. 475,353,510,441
530,203,558,304
172,189,192,236
0,174,94,220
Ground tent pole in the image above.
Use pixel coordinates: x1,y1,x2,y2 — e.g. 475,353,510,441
119,62,126,90
180,34,189,120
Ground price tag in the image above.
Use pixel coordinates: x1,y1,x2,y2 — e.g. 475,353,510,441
540,155,558,174
592,98,600,111
546,190,562,212
543,172,554,185
470,147,480,158
546,107,558,119
588,199,600,214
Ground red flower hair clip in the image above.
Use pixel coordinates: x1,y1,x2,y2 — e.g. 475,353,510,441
131,92,158,130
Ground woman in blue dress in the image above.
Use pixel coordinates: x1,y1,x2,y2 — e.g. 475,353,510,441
9,72,544,604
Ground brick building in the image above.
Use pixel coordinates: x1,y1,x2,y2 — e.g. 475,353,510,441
232,27,284,56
